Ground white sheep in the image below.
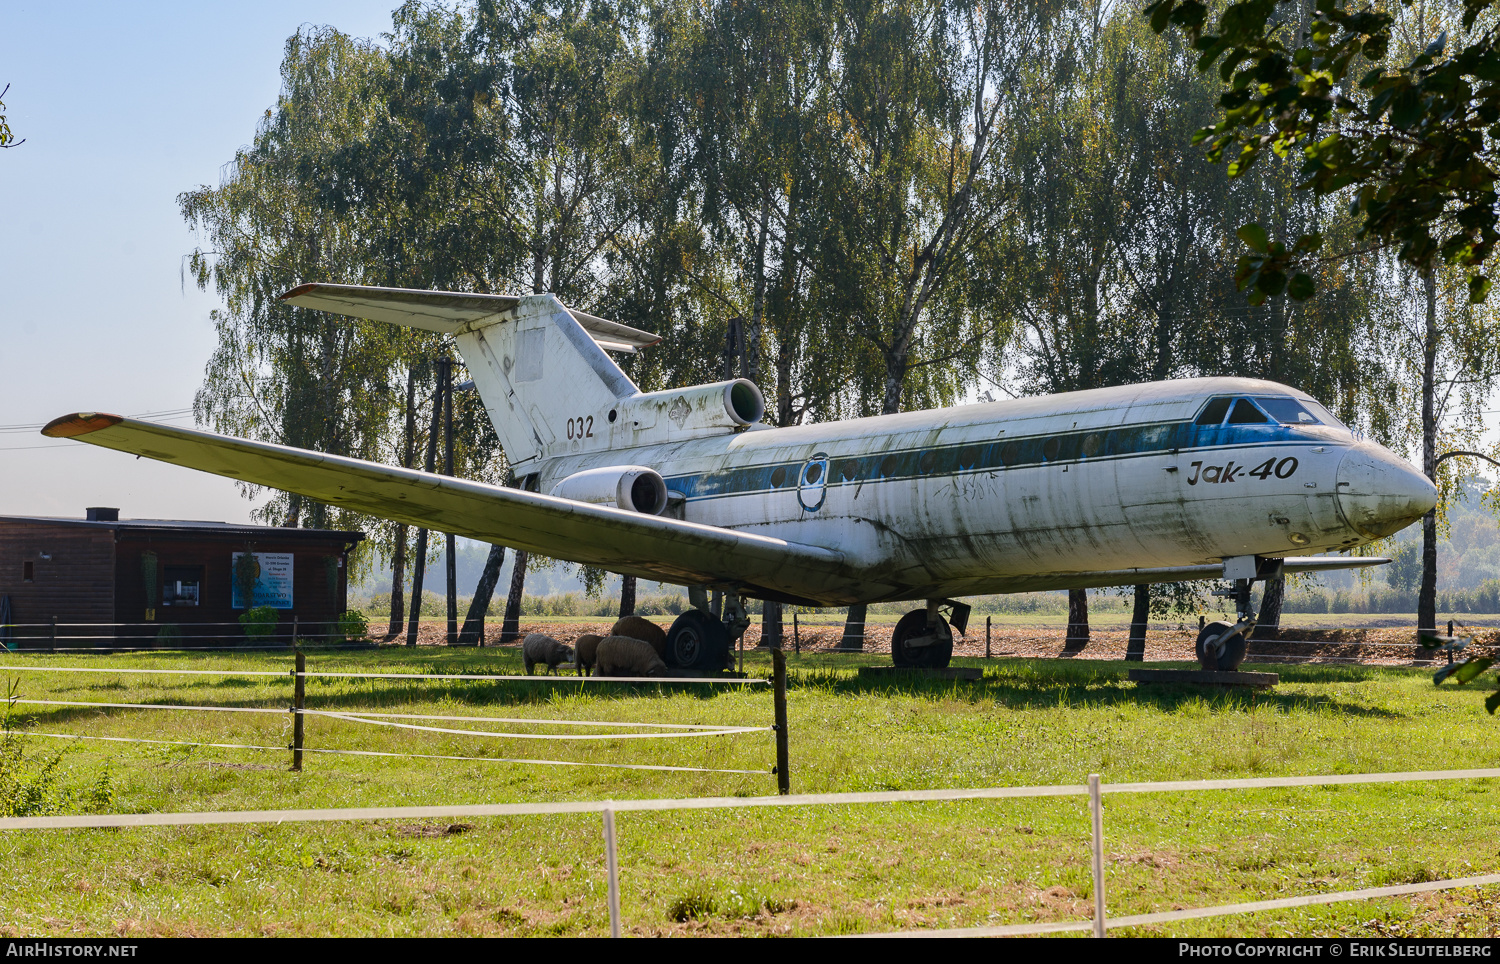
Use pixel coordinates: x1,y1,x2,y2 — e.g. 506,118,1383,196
610,615,667,657
574,633,603,676
595,635,669,678
522,633,575,675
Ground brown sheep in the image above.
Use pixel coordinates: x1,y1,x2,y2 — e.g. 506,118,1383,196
610,615,667,657
595,635,669,678
522,633,574,675
574,633,604,676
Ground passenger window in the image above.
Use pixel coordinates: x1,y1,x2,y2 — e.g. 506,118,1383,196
1195,398,1232,425
1226,399,1270,424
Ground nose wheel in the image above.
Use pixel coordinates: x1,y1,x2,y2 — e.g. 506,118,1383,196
1196,620,1249,671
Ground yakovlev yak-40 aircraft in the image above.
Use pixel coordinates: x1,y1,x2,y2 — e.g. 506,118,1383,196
45,287,1437,671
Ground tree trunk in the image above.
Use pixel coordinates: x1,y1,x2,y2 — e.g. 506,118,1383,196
441,360,457,646
760,601,782,649
1063,589,1089,654
1126,584,1148,662
1253,573,1285,642
500,550,528,644
387,364,418,637
837,603,866,651
459,544,505,646
387,526,407,639
1418,271,1439,639
499,475,531,645
619,575,636,618
405,384,443,647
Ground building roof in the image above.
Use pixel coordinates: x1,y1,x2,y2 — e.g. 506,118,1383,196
0,515,364,544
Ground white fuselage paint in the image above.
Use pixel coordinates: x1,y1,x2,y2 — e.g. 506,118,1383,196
527,376,1433,604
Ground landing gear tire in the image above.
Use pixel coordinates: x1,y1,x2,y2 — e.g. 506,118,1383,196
891,609,953,669
665,610,731,670
1196,620,1247,671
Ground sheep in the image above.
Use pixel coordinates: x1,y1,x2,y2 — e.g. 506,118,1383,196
595,635,669,678
522,633,574,675
574,633,603,676
610,615,667,657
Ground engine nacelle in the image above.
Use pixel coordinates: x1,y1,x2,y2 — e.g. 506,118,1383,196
612,379,766,441
549,465,669,515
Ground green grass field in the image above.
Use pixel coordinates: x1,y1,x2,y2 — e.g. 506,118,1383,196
2,645,1499,937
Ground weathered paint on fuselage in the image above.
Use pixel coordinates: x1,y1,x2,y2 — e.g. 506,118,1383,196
533,377,1431,605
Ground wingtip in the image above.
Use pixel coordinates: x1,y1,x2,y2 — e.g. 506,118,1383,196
42,412,124,438
279,282,319,301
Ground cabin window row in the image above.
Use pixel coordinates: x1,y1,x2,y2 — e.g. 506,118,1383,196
748,397,1336,490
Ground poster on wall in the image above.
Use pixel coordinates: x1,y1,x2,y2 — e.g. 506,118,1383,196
230,552,294,609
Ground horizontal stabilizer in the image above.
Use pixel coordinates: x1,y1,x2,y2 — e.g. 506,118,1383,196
42,413,853,605
279,282,661,353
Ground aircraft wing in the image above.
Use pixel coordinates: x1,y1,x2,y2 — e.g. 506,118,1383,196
42,413,851,605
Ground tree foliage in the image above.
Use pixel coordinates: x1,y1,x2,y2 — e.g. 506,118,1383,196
1146,0,1500,303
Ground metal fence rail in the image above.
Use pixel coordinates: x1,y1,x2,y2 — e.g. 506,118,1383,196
3,766,1498,937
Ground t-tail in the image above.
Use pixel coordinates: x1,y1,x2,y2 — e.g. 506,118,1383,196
279,284,766,476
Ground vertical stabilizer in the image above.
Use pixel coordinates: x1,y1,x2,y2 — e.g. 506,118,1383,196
453,295,639,470
279,284,645,473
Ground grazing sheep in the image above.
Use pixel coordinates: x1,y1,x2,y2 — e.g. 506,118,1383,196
522,633,574,675
610,615,667,657
595,635,669,678
574,633,603,676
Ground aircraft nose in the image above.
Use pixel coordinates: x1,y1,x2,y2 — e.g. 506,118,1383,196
1335,443,1437,539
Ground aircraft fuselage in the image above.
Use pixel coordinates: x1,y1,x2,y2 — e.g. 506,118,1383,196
533,376,1435,604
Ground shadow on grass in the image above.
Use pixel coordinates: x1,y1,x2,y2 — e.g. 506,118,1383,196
779,657,1405,719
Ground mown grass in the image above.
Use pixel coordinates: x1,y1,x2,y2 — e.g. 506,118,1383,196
0,646,1497,936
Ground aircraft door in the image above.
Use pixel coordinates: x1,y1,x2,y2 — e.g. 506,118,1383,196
798,454,829,511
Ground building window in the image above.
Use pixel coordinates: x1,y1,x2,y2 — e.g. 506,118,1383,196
22,561,33,582
162,566,203,607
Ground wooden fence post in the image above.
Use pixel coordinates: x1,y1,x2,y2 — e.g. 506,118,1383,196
292,649,306,772
792,613,800,655
986,616,991,658
1089,773,1105,937
773,647,790,795
603,807,621,938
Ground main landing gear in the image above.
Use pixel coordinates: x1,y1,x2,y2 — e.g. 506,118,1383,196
663,586,748,671
1196,557,1282,672
890,599,970,669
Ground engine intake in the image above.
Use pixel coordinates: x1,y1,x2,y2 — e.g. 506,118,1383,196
549,466,669,515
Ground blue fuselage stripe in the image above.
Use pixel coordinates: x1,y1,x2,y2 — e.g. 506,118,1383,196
663,420,1316,503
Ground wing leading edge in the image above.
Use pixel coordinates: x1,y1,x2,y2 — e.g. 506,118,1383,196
41,413,853,606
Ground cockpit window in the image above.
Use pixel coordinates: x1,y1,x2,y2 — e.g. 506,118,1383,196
1254,396,1327,426
1226,398,1271,424
1195,397,1232,425
1303,399,1345,429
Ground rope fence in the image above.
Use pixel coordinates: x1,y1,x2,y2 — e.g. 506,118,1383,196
1,766,1497,937
0,663,767,684
0,650,778,777
18,732,770,775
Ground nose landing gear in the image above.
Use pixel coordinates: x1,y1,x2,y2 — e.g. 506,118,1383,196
1197,557,1282,671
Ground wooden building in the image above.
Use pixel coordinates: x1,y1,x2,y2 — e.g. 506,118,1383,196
0,508,363,647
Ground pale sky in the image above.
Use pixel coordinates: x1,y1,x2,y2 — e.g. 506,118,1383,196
0,2,397,524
